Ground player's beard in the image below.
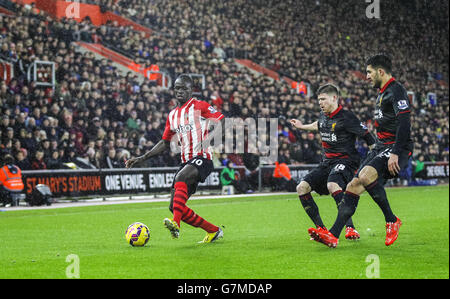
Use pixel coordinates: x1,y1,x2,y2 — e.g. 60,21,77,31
372,74,382,89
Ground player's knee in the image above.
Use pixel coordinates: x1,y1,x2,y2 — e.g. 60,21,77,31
358,166,378,187
347,177,361,190
358,173,374,187
297,181,311,195
327,182,341,194
174,172,189,184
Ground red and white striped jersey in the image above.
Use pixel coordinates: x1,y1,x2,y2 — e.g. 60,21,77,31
162,98,224,163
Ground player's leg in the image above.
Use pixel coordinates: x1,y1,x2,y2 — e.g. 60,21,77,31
308,176,363,247
297,181,326,229
358,148,410,224
309,152,382,247
358,165,397,223
164,167,191,238
327,182,349,224
327,172,367,239
327,161,361,240
323,150,380,242
168,188,175,213
359,149,410,245
297,165,329,230
327,182,355,225
168,158,223,243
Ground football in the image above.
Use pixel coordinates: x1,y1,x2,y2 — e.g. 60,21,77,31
125,222,150,247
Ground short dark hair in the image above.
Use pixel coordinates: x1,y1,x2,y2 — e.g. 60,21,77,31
176,74,193,86
316,83,340,97
366,53,392,74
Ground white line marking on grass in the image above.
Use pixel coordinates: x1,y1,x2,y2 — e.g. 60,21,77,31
1,192,293,211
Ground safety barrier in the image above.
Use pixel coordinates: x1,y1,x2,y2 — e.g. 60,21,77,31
21,165,317,199
21,162,448,199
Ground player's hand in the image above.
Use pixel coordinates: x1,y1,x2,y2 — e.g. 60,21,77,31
387,153,400,176
290,119,303,129
125,156,143,168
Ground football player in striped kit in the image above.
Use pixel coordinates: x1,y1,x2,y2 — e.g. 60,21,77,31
126,74,224,243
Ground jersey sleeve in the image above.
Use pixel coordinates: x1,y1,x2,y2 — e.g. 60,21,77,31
344,112,376,145
391,86,412,155
392,86,411,116
161,114,175,141
198,101,225,121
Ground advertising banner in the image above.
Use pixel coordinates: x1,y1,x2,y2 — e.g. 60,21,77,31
22,168,221,198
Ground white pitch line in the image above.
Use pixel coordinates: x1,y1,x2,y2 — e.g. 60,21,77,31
0,192,293,211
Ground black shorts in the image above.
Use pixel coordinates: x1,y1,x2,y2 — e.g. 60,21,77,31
356,147,412,183
303,159,357,195
171,156,213,196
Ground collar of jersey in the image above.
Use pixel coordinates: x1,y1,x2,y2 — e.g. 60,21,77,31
178,97,195,109
379,77,396,94
326,105,343,118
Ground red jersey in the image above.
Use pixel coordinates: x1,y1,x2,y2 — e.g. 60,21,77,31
162,98,224,163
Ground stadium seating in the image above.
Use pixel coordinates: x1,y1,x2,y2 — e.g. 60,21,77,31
0,0,448,175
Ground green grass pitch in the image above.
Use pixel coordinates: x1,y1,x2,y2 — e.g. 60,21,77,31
0,185,448,279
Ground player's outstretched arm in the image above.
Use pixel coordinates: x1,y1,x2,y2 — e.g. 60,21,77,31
290,119,318,132
125,139,170,168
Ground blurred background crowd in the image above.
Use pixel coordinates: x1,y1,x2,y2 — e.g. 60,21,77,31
0,0,448,179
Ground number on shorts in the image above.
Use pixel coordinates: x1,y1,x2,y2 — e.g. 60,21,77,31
334,164,346,172
378,148,391,158
191,158,203,166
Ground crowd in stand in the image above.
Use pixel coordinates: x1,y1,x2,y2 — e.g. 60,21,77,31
0,0,448,176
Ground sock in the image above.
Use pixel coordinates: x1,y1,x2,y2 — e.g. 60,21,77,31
332,190,354,229
365,180,397,223
329,191,360,238
172,182,189,226
181,207,219,233
299,193,325,229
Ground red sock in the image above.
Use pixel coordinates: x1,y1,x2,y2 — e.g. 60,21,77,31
181,207,219,233
172,182,189,226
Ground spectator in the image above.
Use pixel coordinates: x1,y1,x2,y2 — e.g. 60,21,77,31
15,149,32,170
31,148,47,170
105,148,122,168
220,161,249,194
46,150,63,169
0,0,448,172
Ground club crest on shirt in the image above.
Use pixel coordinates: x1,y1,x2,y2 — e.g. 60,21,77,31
397,100,408,110
208,106,217,114
360,122,368,130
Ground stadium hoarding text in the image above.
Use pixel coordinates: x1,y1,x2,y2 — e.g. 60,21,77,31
22,168,221,198
21,162,448,199
424,161,449,178
22,165,314,199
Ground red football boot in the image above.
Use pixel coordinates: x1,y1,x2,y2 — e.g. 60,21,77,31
385,217,402,246
308,227,339,248
345,227,360,240
308,226,327,241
